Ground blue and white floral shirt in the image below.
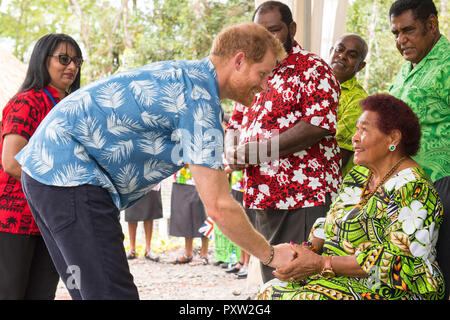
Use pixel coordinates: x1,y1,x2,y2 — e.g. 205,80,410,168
16,58,224,210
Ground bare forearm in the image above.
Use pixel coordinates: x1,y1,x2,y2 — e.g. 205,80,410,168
274,245,368,281
189,164,294,267
212,196,272,262
2,133,28,181
230,121,332,165
2,160,22,180
276,121,330,157
330,255,368,278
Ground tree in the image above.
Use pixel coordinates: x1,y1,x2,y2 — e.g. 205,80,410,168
1,0,254,90
0,0,72,60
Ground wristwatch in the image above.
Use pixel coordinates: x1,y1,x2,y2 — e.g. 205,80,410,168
320,256,335,279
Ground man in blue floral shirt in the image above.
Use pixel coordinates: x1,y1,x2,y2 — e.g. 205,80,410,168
17,23,294,299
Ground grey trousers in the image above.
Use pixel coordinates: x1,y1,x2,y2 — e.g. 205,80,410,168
249,194,331,283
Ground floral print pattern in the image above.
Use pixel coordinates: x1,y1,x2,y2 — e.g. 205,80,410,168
257,166,445,300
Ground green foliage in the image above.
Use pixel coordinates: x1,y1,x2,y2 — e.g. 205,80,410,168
0,0,72,60
122,0,253,67
0,0,254,90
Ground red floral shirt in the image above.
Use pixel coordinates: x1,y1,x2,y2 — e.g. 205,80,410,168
228,42,342,210
0,86,60,235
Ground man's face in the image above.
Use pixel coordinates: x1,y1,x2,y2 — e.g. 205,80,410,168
390,9,436,67
329,36,365,83
229,50,276,107
254,9,294,53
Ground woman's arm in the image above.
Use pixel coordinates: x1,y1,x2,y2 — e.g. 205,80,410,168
2,133,28,180
273,244,368,282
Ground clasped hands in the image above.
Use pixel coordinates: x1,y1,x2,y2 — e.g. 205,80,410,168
224,140,277,171
271,242,324,282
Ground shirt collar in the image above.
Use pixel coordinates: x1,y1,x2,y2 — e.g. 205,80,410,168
279,41,303,67
44,85,61,100
340,77,358,91
406,35,449,74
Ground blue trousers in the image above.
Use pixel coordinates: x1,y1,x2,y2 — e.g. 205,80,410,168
21,172,139,300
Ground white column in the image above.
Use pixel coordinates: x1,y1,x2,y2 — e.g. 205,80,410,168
254,0,348,58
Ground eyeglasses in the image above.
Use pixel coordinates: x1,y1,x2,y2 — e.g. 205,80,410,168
49,54,83,68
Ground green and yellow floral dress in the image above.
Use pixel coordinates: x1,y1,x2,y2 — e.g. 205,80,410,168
257,166,445,300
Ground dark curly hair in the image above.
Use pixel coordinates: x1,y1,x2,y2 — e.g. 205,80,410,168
389,0,438,25
359,94,421,157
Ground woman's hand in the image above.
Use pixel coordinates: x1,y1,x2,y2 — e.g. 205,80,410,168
269,243,297,269
272,243,324,282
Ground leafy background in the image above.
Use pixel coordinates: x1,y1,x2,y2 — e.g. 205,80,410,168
0,0,448,111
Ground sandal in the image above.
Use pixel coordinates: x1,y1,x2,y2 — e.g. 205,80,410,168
189,255,209,266
171,254,193,264
199,255,209,265
145,250,160,262
225,261,243,273
126,250,137,260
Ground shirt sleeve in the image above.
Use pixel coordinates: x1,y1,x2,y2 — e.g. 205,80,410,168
335,90,365,151
298,61,340,134
2,92,42,140
355,180,443,295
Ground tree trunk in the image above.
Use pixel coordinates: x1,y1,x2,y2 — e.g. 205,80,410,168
363,0,377,90
68,0,92,81
122,0,132,49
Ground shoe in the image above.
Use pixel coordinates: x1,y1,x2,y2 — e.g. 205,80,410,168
199,255,209,265
220,262,228,268
145,250,160,262
126,250,137,260
236,265,248,279
225,261,243,273
189,255,209,266
171,254,193,264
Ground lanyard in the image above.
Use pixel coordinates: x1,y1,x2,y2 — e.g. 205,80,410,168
43,88,57,107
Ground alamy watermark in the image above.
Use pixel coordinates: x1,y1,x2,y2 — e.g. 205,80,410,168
169,124,281,171
66,265,81,290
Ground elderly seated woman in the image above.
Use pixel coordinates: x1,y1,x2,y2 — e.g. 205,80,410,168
257,94,445,300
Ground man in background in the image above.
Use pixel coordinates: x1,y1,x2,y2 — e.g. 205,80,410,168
226,1,341,282
388,0,449,297
329,34,368,177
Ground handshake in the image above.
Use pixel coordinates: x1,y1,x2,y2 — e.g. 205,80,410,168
269,240,325,283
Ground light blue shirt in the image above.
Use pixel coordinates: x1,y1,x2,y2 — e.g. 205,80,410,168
16,58,224,210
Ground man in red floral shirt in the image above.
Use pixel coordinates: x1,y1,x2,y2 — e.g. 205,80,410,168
226,1,341,282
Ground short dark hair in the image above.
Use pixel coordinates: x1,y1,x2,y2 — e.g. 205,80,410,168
359,94,421,157
20,33,83,94
389,0,438,24
252,1,293,27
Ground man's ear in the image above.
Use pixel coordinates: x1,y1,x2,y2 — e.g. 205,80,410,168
289,21,297,39
356,60,366,73
426,14,439,34
233,52,246,71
